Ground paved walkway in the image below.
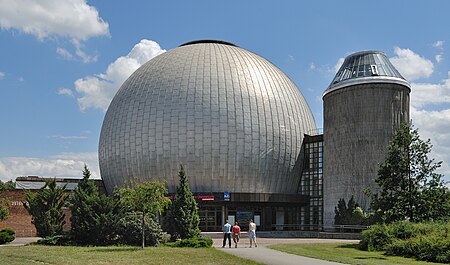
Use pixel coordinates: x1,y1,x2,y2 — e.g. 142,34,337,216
4,236,355,264
0,237,40,247
213,237,358,265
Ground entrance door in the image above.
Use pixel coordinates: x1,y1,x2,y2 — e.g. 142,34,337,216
199,206,222,232
276,210,284,231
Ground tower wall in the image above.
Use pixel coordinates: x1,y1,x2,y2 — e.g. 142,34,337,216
323,82,409,227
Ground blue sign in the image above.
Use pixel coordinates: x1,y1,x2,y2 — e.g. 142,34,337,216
224,192,230,201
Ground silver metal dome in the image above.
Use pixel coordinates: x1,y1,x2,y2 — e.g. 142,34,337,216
99,40,317,195
324,51,411,96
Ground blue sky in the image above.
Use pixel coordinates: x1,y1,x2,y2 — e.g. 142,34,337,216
1,0,450,183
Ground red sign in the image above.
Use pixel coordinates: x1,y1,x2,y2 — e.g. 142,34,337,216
194,195,215,201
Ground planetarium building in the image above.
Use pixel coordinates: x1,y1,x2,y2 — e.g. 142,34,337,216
99,41,410,231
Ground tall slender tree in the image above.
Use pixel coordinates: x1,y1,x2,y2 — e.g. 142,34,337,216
168,164,200,239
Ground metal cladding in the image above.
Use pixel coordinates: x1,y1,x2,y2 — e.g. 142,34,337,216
99,40,317,195
325,50,411,95
322,51,411,227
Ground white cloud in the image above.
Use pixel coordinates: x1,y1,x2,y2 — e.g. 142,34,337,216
0,0,109,41
0,152,100,182
56,47,74,60
433,40,445,50
74,39,166,111
0,0,108,63
308,62,316,71
0,72,5,79
72,39,98,63
334,57,345,73
57,87,74,97
410,71,450,108
411,107,450,178
410,71,450,180
47,135,87,140
390,47,434,81
436,54,444,63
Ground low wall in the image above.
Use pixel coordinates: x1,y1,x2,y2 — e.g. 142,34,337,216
201,231,362,240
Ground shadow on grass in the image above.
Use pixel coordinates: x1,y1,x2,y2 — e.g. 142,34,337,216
88,247,142,252
336,244,388,260
355,256,387,260
336,243,360,249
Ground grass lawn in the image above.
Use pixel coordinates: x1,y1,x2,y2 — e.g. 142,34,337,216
0,245,261,265
268,243,443,265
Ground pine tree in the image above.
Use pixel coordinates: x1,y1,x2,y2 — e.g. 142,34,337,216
169,164,200,239
24,179,68,237
70,165,121,245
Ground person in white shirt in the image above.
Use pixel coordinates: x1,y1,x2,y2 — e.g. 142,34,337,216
248,219,257,248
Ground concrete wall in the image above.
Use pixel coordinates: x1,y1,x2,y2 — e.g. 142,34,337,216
323,83,410,227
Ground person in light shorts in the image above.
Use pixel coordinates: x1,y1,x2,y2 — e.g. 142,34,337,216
248,219,257,248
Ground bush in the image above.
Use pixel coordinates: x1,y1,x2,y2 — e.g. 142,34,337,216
0,227,15,244
360,222,450,263
386,236,450,263
389,221,418,240
118,212,169,246
359,223,392,251
37,233,73,246
165,237,213,248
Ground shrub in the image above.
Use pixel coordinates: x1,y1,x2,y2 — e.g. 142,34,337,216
359,223,392,251
118,212,169,246
165,237,213,248
385,236,450,263
0,227,15,244
37,233,74,246
360,222,450,263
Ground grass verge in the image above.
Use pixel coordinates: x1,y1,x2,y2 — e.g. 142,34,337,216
0,245,261,265
268,243,443,265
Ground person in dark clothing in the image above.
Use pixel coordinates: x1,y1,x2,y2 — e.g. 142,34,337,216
222,219,232,248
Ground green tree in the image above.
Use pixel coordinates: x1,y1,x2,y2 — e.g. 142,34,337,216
118,179,170,248
334,196,367,225
0,200,8,222
0,180,15,194
69,165,121,245
371,122,450,223
167,164,200,240
0,180,14,222
0,180,15,221
24,179,68,237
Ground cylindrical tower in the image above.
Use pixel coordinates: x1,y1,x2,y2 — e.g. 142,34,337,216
322,51,410,227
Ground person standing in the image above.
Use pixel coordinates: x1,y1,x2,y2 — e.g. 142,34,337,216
248,219,257,248
232,222,241,248
222,219,232,248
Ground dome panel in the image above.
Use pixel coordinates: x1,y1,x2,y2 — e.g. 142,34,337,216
99,41,316,195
